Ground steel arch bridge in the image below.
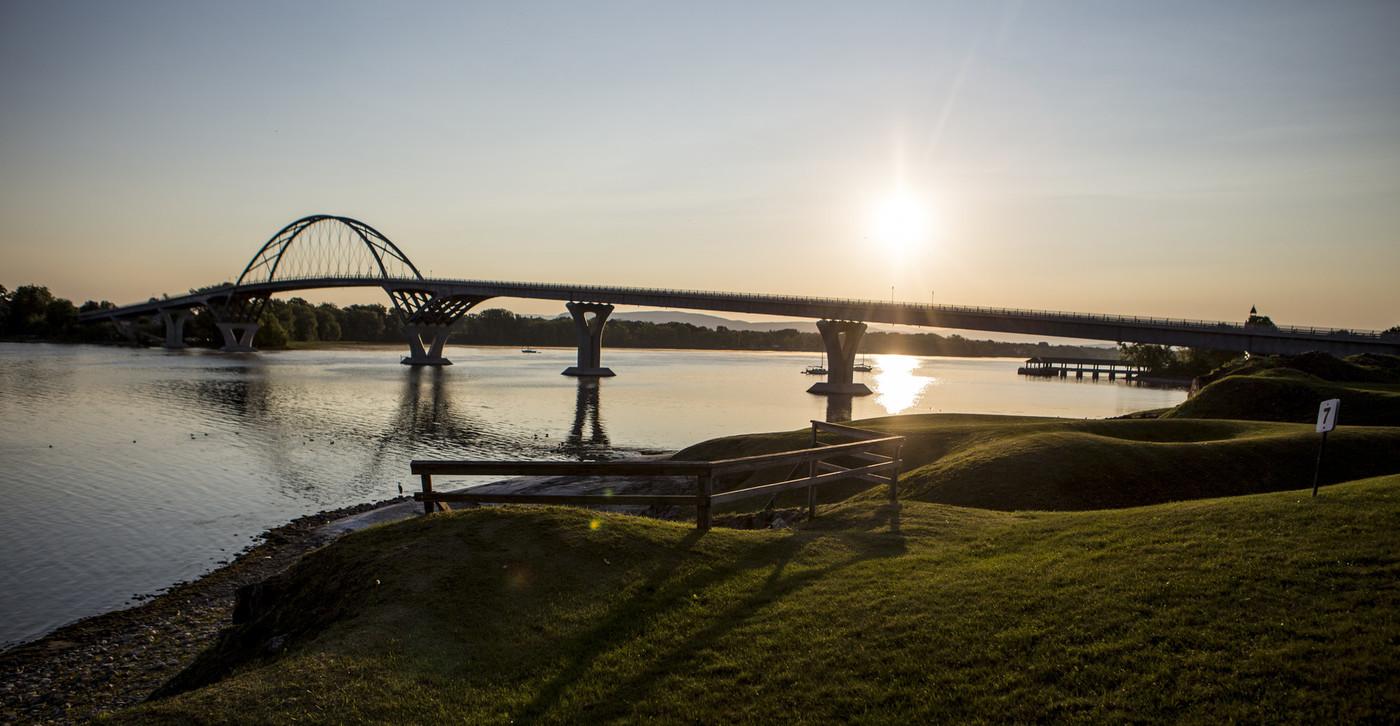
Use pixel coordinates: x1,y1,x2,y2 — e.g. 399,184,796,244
80,214,1400,393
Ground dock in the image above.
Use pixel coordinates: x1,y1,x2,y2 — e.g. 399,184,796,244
1017,356,1143,381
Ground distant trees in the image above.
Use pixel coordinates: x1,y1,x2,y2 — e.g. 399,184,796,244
3,281,1134,359
0,284,115,342
1119,343,1239,378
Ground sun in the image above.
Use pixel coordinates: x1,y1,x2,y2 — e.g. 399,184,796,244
870,191,931,251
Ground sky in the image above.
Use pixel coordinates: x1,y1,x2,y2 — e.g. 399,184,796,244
2,0,1398,330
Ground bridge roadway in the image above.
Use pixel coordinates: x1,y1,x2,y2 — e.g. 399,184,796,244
81,274,1400,363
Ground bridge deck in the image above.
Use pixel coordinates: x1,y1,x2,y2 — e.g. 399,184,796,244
80,275,1400,357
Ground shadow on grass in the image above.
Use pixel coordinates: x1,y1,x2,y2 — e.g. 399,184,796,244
515,505,906,721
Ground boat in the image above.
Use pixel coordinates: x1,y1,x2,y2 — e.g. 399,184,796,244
521,348,540,354
852,355,873,373
802,365,828,375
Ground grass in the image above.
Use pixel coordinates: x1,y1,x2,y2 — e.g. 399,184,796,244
116,474,1400,723
676,414,1400,511
1165,369,1400,426
111,359,1400,722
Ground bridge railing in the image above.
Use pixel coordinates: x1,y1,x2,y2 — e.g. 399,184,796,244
410,421,904,529
400,276,1390,340
89,273,1393,341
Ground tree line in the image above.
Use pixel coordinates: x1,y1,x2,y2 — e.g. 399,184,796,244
2,282,1159,360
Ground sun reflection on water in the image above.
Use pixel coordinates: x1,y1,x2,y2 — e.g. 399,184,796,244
871,355,936,414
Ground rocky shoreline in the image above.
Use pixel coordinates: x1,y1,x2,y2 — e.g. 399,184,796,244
0,466,805,724
0,497,405,725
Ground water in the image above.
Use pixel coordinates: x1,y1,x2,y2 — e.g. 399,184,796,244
0,342,1185,646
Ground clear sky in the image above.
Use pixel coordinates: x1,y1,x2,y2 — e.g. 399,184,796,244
2,0,1397,329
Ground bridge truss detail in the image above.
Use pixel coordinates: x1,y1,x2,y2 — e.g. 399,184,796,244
236,215,423,285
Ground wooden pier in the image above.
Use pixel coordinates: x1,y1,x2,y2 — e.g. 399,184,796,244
1017,356,1143,381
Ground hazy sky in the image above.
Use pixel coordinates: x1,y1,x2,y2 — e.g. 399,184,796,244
2,1,1398,329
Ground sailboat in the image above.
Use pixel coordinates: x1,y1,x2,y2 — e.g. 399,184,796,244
852,354,873,373
802,349,827,375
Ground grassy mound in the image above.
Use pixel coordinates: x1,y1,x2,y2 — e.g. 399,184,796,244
1166,369,1400,425
119,476,1400,723
677,414,1400,511
1195,352,1400,387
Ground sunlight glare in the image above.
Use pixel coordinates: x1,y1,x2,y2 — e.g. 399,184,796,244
870,191,932,252
872,355,936,414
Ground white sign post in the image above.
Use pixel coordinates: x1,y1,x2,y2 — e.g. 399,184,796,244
1312,398,1340,497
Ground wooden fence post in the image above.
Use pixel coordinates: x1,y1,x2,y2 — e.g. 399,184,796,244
697,472,713,531
808,422,819,519
889,443,902,503
420,473,435,515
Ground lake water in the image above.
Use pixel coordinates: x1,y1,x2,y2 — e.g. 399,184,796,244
0,342,1185,646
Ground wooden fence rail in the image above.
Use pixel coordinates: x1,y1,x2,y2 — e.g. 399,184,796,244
410,421,904,530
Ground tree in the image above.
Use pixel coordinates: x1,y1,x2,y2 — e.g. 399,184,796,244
290,301,319,342
44,298,78,337
1118,343,1177,374
341,305,386,341
255,311,290,348
316,304,342,342
4,285,56,336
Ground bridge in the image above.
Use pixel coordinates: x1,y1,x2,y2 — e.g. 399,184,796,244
80,214,1400,396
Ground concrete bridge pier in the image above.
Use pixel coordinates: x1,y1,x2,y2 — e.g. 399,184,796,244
562,302,615,377
216,323,259,352
159,309,192,349
808,319,873,396
112,319,140,345
401,325,453,366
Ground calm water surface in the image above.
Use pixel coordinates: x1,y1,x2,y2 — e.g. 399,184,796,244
0,342,1185,645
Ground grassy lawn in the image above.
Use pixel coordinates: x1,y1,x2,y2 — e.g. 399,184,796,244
118,472,1400,723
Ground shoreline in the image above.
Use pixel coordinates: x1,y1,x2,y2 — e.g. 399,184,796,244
0,338,1115,361
0,461,751,724
0,496,419,725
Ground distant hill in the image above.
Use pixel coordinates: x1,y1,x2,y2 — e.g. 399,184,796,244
611,311,817,332
610,310,1115,348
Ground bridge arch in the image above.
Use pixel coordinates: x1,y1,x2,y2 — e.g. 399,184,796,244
235,214,424,285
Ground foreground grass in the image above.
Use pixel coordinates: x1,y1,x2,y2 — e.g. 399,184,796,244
676,414,1400,511
119,474,1400,723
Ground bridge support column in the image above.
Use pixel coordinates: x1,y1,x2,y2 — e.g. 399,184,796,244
113,319,140,345
159,309,192,349
216,323,259,352
401,325,453,366
808,320,872,396
562,302,615,377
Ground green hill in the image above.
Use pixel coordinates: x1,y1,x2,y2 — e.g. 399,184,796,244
1165,369,1400,426
119,475,1400,723
676,414,1400,511
1154,352,1400,426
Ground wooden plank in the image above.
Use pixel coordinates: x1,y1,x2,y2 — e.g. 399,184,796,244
816,460,891,485
810,420,891,441
410,460,711,476
710,460,896,504
707,436,904,475
420,473,434,516
415,492,700,506
846,450,894,464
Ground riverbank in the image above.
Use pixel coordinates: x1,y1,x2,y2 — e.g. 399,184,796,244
0,498,404,724
0,463,723,724
119,473,1400,723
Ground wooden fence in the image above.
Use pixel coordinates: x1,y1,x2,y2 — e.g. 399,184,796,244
410,420,904,530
